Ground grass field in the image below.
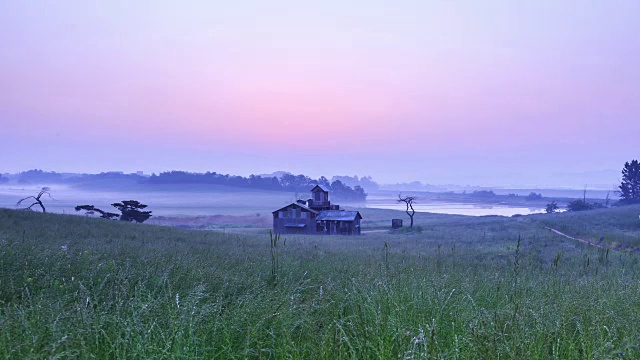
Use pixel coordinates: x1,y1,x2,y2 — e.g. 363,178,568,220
1,206,640,358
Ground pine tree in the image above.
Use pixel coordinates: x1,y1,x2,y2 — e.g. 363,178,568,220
111,200,153,223
619,160,640,205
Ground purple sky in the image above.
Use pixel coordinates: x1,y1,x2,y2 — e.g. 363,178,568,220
1,1,639,188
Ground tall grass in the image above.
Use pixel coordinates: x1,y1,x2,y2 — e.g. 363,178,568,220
537,204,640,250
1,209,640,358
269,230,281,283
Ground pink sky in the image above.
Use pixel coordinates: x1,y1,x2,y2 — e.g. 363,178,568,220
1,1,639,187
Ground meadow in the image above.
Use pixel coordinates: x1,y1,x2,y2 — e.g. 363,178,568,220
1,205,640,358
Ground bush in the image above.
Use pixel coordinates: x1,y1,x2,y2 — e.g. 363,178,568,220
470,190,496,198
566,200,605,212
526,192,543,200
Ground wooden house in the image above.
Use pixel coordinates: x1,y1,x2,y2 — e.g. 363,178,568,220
272,201,319,235
272,186,362,235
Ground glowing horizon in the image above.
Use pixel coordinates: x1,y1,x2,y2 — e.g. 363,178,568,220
1,1,639,187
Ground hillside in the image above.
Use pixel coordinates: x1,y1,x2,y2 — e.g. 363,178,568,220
1,208,640,358
536,204,640,251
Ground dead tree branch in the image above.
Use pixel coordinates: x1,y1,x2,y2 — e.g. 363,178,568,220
16,187,52,213
397,193,416,228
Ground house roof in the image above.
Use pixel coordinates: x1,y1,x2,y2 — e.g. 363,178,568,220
317,210,362,221
284,224,306,228
311,185,329,193
272,202,319,214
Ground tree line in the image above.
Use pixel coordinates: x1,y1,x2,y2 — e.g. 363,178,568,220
148,171,367,200
3,169,368,201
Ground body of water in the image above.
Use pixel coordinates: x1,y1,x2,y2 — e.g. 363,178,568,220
366,202,545,217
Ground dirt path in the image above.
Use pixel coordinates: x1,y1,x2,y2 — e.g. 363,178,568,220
544,227,609,250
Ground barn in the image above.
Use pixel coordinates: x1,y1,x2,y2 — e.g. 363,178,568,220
272,185,362,235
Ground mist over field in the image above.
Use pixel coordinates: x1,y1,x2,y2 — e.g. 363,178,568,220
0,168,618,220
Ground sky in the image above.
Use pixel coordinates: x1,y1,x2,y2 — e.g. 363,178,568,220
1,1,639,188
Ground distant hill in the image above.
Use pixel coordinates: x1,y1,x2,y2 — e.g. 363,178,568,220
257,171,292,179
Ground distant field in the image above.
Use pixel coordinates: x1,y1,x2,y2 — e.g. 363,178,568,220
1,206,640,358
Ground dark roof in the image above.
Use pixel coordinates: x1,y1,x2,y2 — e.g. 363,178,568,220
311,185,329,193
316,210,362,221
284,224,306,228
272,202,319,214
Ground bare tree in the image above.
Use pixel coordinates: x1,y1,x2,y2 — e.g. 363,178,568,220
17,187,52,212
397,193,416,228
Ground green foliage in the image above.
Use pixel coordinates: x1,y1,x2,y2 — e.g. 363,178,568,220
566,199,605,212
545,201,559,213
111,200,152,223
619,159,640,205
18,169,64,183
2,208,640,358
74,205,119,219
469,190,496,198
526,192,543,200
